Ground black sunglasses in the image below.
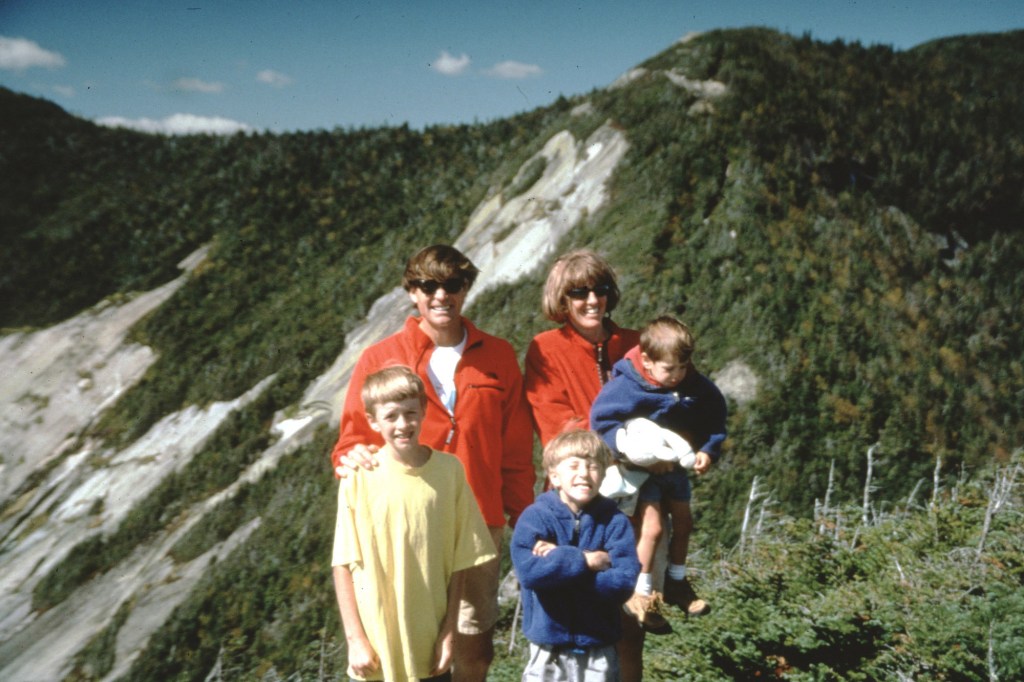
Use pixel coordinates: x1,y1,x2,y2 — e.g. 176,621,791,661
566,283,612,300
412,277,466,295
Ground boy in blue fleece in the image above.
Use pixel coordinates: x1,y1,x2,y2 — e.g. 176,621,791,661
591,316,727,632
511,430,640,682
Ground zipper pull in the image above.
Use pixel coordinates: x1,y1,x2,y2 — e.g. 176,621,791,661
445,415,456,445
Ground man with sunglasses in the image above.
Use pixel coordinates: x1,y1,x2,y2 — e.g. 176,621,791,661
331,244,534,682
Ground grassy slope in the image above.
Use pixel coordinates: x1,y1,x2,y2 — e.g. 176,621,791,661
2,27,1022,681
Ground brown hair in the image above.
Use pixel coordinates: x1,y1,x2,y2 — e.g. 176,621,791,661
640,315,695,364
541,249,621,323
542,429,612,471
362,365,427,414
402,244,480,291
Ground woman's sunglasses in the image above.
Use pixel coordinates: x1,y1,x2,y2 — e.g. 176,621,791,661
566,283,612,300
411,277,466,295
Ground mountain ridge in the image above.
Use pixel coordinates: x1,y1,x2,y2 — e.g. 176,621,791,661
1,26,1022,680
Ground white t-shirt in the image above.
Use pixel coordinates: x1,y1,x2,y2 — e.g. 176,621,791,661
428,332,467,414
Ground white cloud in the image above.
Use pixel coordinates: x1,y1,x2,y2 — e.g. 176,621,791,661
97,113,252,136
431,50,470,76
256,69,293,87
172,77,225,93
484,60,543,79
0,36,66,71
52,85,75,98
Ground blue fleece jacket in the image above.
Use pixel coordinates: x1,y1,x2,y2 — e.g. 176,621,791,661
511,490,640,648
590,351,728,462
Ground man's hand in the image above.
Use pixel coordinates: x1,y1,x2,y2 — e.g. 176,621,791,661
584,550,611,571
334,443,380,478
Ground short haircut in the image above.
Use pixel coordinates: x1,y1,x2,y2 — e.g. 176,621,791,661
362,365,427,414
541,249,621,323
402,244,480,291
542,429,612,471
640,316,695,364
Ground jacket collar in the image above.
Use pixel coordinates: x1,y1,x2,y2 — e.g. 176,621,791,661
539,488,616,517
557,318,625,348
623,345,698,390
403,315,484,351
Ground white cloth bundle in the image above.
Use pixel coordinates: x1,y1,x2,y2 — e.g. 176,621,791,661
613,417,696,468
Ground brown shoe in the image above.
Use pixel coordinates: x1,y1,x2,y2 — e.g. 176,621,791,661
623,591,673,635
663,576,710,616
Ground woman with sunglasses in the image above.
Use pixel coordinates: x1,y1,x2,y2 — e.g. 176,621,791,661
525,249,640,448
331,244,534,682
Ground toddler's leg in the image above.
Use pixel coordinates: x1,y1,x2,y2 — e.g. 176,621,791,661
633,500,663,575
623,500,673,635
666,499,692,566
663,498,709,616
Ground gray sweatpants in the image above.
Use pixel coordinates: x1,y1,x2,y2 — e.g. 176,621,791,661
522,642,619,682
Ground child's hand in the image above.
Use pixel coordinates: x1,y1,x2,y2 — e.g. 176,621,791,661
584,550,611,571
430,625,455,676
346,635,380,677
532,539,557,556
693,452,712,475
335,443,380,478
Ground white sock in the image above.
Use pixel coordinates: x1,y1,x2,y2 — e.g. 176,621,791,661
667,564,687,581
635,572,653,595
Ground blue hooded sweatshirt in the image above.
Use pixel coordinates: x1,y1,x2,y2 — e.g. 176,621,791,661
511,490,640,648
590,347,728,462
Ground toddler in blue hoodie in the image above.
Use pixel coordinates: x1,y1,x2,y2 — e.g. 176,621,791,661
591,315,727,634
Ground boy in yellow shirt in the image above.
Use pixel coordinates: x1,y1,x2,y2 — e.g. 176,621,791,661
332,366,496,681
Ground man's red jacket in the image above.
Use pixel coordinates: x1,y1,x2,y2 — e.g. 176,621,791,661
332,316,535,528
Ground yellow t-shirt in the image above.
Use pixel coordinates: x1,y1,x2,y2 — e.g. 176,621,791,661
332,448,497,681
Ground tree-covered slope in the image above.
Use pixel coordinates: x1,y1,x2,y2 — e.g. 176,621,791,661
1,27,1022,681
475,27,1024,535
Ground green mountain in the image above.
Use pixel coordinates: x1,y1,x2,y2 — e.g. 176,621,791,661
1,27,1022,681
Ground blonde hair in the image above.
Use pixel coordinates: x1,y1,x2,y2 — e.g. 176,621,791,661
640,316,695,364
402,244,480,291
542,430,612,472
361,365,427,414
541,249,621,323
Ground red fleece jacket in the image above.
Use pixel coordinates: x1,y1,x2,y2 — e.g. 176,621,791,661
524,321,640,446
331,316,535,527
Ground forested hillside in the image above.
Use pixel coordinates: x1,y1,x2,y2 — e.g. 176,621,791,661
1,27,1022,680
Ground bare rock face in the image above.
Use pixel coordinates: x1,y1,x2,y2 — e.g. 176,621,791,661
713,360,760,406
0,246,208,504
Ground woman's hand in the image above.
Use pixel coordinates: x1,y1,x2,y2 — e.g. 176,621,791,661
334,443,380,478
645,461,676,475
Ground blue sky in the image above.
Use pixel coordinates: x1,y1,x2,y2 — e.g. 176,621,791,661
1,0,1021,135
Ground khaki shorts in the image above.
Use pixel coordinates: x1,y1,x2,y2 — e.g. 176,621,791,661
457,525,504,635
